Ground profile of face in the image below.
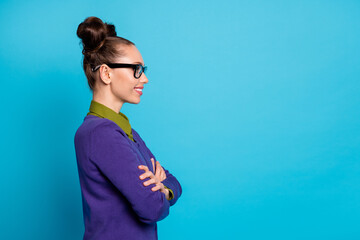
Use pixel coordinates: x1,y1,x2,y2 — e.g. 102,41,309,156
98,44,148,105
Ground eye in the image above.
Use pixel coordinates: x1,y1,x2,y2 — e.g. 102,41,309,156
137,65,143,74
132,65,141,78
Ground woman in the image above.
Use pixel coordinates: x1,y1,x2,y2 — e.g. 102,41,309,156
74,16,182,240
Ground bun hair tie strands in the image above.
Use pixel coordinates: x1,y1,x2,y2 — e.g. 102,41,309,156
82,38,107,55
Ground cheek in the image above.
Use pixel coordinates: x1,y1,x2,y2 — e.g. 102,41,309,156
113,77,137,97
116,71,137,88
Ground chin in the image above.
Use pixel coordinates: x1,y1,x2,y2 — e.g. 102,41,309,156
129,98,141,104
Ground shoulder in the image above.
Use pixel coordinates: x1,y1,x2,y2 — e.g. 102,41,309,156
131,128,146,144
75,115,127,143
131,128,140,138
131,128,153,154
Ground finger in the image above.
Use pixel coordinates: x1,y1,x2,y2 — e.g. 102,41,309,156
157,162,165,176
151,184,161,192
139,171,154,180
151,158,155,173
160,170,166,181
157,164,166,179
143,178,156,186
138,165,149,172
155,161,161,172
155,161,161,178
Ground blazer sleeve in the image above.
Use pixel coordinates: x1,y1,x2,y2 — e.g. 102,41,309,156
90,122,170,224
135,131,182,207
159,164,183,206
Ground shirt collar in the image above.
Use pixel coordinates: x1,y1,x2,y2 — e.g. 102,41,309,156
87,100,134,142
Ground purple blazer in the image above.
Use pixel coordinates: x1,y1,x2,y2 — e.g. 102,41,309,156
74,115,182,240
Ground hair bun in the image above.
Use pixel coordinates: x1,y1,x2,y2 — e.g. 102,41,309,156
76,16,117,54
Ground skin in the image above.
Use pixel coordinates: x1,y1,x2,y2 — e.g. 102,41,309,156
92,44,170,200
138,158,169,199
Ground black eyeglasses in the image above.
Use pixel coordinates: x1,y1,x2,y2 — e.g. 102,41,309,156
91,63,147,79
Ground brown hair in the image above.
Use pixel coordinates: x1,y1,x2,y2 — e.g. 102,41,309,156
76,16,135,91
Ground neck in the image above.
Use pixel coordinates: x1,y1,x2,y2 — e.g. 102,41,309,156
93,90,124,113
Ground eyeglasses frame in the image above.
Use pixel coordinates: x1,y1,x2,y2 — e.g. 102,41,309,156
91,63,147,79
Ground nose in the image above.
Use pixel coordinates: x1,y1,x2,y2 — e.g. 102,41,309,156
140,73,148,84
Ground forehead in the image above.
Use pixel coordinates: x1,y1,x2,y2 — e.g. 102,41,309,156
115,44,144,64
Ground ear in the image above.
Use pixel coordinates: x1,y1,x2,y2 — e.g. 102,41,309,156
99,64,111,84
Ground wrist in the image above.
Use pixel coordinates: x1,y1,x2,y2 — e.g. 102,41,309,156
163,187,170,200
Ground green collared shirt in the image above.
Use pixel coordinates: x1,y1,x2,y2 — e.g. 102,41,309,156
86,100,174,200
87,100,135,142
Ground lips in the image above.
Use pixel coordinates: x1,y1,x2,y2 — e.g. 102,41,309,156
134,87,143,95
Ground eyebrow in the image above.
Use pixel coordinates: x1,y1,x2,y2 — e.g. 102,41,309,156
132,61,145,65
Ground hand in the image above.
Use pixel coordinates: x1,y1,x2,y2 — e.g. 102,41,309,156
138,164,170,200
151,158,167,182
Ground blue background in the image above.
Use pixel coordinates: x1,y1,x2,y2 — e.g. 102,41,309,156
0,0,359,239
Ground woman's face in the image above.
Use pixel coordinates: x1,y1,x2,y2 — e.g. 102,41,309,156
108,44,148,105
